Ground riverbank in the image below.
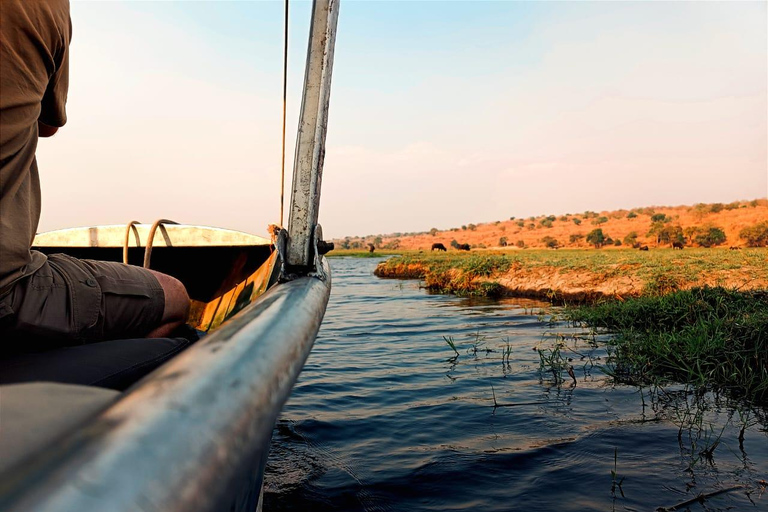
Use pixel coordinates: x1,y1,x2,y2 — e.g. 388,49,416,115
371,248,768,301
566,287,768,404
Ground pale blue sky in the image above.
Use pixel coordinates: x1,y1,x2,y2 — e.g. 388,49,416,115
37,1,767,238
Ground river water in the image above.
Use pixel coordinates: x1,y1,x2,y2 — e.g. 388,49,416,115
263,257,768,511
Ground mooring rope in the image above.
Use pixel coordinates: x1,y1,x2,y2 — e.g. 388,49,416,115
279,0,289,227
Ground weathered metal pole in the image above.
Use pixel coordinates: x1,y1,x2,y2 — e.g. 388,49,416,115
286,0,339,269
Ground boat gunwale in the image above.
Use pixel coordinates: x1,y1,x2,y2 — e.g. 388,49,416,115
0,260,332,512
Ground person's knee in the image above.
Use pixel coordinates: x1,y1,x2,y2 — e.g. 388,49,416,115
149,271,190,323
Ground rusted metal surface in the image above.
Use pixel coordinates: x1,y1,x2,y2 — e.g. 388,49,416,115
286,0,340,269
0,260,331,512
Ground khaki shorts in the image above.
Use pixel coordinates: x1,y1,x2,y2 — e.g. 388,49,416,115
0,254,165,349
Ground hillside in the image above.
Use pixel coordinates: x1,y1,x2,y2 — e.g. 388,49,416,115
334,199,768,251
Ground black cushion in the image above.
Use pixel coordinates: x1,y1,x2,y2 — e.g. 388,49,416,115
0,337,192,390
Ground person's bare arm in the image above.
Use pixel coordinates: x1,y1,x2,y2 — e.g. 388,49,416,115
38,120,59,137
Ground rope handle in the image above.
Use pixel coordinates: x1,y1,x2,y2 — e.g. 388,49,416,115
123,221,142,264
143,219,179,269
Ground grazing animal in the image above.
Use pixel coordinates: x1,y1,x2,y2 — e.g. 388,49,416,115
431,243,447,252
729,246,741,251
457,243,471,251
368,243,375,253
672,241,684,250
639,245,649,251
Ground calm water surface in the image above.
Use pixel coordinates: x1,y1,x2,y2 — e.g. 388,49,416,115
264,257,768,511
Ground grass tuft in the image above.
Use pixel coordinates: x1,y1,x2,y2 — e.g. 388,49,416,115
567,287,768,403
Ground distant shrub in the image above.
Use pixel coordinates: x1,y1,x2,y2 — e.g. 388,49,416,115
510,216,516,220
614,239,622,246
586,228,606,248
467,224,477,231
592,216,608,225
540,219,553,228
750,200,759,207
429,228,438,236
516,220,525,227
516,240,526,248
569,233,584,244
476,243,487,249
527,223,535,230
558,215,569,222
450,240,459,248
572,218,582,226
693,226,727,247
461,225,467,230
725,202,740,211
709,203,724,213
373,236,383,248
494,221,500,225
604,237,614,245
739,221,768,247
546,215,557,222
498,236,508,246
626,211,638,219
583,211,597,219
541,236,560,249
651,213,667,223
623,231,638,246
648,222,683,245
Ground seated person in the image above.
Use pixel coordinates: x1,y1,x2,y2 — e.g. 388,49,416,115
0,0,190,352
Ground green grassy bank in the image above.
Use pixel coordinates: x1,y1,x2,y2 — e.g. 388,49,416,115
372,248,767,300
567,287,768,404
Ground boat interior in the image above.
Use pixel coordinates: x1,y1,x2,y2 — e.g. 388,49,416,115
0,223,279,476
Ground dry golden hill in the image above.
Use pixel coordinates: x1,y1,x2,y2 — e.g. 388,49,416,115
334,199,768,251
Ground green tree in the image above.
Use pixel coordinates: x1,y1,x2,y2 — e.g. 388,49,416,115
450,240,459,248
626,211,638,219
569,233,584,244
586,228,606,248
541,236,559,249
429,228,438,236
572,218,582,226
516,240,526,248
516,220,525,227
623,231,638,247
592,216,608,225
373,236,383,248
693,226,726,247
651,213,667,223
614,239,622,246
499,236,508,246
467,223,477,231
648,222,682,245
739,221,768,247
539,219,553,228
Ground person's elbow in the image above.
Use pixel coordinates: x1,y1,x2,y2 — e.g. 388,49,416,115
38,121,59,137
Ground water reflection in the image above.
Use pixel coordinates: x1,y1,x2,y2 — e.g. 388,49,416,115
264,257,767,512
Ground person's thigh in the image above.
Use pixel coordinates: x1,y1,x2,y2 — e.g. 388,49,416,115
74,256,166,340
6,254,165,347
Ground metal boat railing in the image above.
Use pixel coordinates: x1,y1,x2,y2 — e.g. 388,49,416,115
0,260,331,512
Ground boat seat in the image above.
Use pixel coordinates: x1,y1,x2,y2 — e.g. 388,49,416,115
0,382,119,474
0,336,193,391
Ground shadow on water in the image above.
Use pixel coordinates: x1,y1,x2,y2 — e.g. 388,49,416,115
264,257,768,512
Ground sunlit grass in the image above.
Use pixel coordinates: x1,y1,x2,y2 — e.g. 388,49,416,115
567,287,768,404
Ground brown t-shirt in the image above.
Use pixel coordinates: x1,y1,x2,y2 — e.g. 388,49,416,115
0,0,71,292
